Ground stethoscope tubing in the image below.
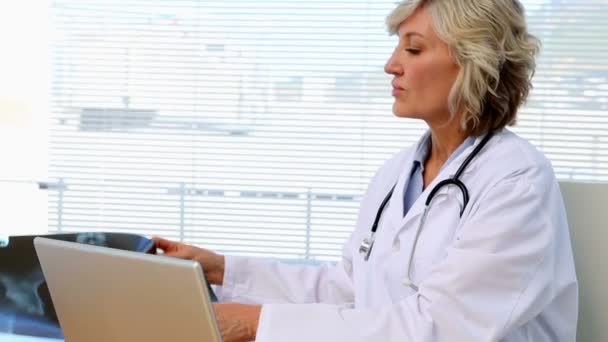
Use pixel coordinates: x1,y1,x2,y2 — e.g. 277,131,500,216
360,132,495,289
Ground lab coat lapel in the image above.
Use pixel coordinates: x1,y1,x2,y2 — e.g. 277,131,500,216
395,172,450,234
392,133,500,234
381,132,432,232
382,152,414,233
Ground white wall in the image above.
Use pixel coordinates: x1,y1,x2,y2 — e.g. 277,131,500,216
0,1,51,235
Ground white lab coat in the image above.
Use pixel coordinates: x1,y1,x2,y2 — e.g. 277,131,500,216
218,129,578,341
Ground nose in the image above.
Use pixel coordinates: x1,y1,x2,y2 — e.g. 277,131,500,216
384,48,404,76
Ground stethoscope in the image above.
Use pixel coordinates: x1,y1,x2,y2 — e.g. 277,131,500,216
358,132,494,291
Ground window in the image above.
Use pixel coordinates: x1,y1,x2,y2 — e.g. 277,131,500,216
2,0,607,261
0,1,50,236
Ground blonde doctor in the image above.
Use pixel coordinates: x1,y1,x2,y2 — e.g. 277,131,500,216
154,0,578,341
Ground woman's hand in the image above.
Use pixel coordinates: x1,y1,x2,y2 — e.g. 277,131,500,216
151,237,225,285
213,303,261,342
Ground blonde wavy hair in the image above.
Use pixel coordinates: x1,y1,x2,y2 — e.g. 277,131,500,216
387,0,541,135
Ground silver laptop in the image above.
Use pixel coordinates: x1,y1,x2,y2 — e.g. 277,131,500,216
33,237,221,342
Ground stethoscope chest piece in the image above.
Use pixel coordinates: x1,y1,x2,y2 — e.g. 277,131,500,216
359,234,375,261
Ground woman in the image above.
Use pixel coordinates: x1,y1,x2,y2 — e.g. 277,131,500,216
154,0,578,341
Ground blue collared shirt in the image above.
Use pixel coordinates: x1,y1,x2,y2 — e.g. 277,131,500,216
403,133,476,216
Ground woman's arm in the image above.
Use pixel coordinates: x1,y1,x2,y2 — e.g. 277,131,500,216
252,177,577,341
217,235,356,305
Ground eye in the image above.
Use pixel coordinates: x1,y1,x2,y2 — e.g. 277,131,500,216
405,48,421,55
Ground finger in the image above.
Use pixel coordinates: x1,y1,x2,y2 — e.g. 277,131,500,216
151,237,177,251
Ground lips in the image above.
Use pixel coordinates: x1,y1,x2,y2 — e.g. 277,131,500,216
391,81,405,91
391,81,405,96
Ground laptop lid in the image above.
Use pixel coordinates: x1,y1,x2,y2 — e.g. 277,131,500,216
33,237,221,342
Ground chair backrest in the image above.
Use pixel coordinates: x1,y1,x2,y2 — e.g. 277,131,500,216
559,181,608,342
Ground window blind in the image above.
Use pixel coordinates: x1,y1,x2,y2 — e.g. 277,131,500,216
47,0,608,261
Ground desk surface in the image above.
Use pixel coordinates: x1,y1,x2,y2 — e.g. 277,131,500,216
0,333,62,342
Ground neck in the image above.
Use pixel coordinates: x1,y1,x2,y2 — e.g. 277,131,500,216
427,122,468,166
420,114,469,189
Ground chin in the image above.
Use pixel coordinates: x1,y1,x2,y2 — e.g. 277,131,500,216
392,103,418,119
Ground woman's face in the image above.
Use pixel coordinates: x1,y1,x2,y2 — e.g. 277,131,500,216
384,6,460,125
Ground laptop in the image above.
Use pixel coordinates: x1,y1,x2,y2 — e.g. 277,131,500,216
33,237,221,342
